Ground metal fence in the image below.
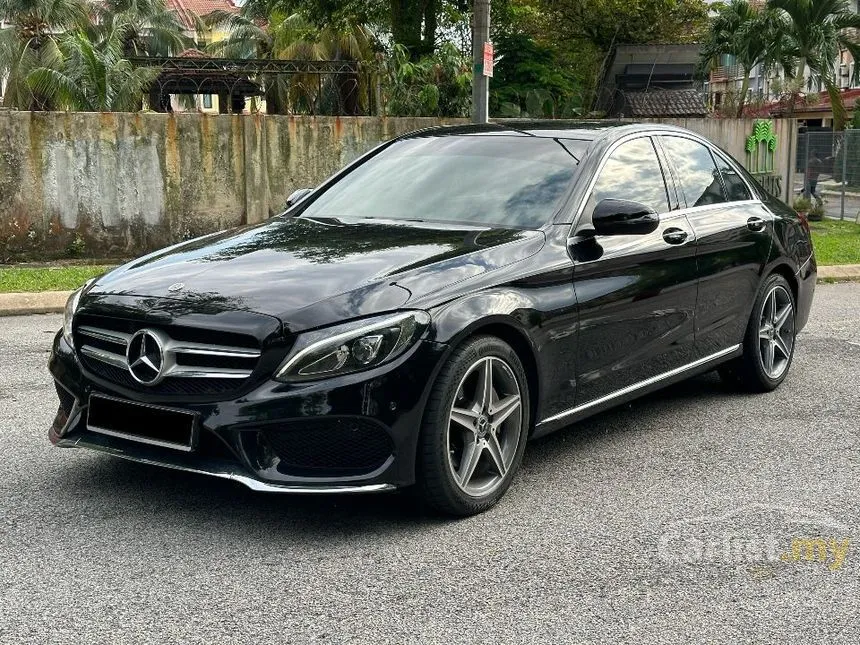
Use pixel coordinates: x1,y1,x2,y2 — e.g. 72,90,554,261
131,57,375,117
796,129,860,222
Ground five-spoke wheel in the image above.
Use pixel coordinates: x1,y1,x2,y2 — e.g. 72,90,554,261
447,356,523,497
417,336,530,516
758,284,795,380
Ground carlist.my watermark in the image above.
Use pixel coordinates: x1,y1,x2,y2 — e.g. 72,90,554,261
657,504,852,571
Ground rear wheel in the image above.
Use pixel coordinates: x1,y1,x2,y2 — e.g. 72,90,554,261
417,336,530,516
718,274,796,392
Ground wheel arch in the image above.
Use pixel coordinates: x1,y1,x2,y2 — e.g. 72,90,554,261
766,261,799,304
431,315,542,433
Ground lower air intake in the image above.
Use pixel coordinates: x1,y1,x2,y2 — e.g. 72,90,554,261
262,418,394,477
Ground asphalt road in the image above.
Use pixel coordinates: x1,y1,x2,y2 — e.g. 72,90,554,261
1,284,859,644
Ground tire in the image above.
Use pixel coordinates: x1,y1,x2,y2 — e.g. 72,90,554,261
718,273,797,392
416,336,530,516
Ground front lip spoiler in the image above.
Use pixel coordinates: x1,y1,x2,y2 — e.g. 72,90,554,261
56,432,396,495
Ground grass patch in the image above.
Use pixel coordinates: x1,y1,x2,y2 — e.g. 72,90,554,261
810,219,860,266
0,265,114,293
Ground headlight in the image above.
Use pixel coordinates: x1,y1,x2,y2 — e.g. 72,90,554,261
275,311,431,382
62,279,95,345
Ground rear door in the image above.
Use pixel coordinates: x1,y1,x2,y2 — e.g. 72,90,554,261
571,136,699,406
659,135,773,358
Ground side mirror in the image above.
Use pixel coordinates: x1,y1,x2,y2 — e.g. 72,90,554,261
285,188,313,209
591,198,660,236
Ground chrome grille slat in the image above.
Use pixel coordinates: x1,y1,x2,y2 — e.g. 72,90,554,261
81,345,129,370
164,366,253,379
78,326,131,346
167,341,261,359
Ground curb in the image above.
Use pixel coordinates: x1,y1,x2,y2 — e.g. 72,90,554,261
1,267,859,317
0,291,71,316
818,265,860,281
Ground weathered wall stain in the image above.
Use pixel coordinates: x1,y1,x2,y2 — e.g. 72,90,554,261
0,112,462,260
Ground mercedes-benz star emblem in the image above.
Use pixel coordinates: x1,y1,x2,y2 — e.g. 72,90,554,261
126,329,166,385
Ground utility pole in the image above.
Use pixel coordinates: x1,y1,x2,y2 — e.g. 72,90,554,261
471,0,491,124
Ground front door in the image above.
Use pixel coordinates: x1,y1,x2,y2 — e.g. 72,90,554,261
571,136,699,406
658,135,773,358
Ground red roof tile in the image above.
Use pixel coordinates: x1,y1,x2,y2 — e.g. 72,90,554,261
167,0,241,29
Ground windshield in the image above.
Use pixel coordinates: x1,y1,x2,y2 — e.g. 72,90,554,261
297,135,588,228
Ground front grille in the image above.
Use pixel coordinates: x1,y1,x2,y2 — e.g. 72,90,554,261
83,361,241,396
74,314,261,397
261,418,394,477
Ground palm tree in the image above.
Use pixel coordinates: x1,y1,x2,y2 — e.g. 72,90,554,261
0,0,90,109
768,0,860,129
205,8,374,114
27,21,160,111
92,0,190,58
700,0,794,117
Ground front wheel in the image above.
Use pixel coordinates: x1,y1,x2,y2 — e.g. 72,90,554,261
416,336,530,516
719,274,797,392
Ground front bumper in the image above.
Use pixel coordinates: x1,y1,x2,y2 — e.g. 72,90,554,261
49,331,447,493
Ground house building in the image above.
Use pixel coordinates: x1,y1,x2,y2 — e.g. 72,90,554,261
595,43,708,118
163,0,246,114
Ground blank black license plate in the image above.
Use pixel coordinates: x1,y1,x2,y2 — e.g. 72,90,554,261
87,393,197,452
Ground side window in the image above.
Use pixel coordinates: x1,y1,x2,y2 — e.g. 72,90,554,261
591,137,670,213
661,136,727,208
714,152,753,201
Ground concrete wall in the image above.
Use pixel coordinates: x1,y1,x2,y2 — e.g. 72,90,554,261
0,113,796,261
0,112,465,260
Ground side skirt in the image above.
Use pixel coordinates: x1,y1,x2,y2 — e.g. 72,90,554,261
532,345,742,438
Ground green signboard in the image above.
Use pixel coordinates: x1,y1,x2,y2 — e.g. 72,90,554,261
745,119,778,174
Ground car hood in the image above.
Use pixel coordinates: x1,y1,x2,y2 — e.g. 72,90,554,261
90,217,545,332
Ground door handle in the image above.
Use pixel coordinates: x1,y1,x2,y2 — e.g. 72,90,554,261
662,228,688,245
747,216,767,232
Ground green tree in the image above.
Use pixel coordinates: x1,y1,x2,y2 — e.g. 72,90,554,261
700,1,794,117
0,0,90,109
378,41,471,116
239,0,470,57
768,0,860,130
92,0,189,58
489,32,581,117
541,0,709,52
27,23,160,111
206,8,375,114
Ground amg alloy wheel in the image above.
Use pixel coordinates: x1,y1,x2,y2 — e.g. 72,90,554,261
447,356,523,497
757,284,795,380
417,336,530,516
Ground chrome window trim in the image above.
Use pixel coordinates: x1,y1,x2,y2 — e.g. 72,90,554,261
537,344,742,426
670,199,762,219
571,129,763,232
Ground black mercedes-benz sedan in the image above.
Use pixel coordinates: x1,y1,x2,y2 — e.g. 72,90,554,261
48,122,816,515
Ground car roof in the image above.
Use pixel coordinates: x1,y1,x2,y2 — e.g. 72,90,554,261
399,120,695,143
